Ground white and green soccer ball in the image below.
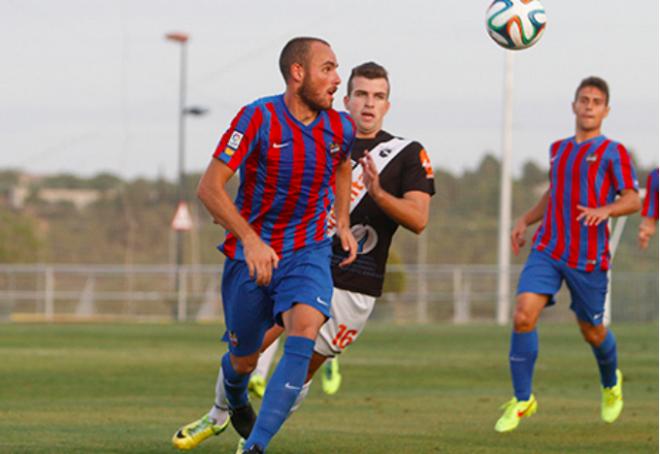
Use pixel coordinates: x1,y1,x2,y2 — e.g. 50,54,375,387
486,0,546,50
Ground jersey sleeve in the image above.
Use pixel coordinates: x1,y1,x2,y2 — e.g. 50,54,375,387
642,170,659,219
212,104,263,171
400,142,436,196
608,143,639,193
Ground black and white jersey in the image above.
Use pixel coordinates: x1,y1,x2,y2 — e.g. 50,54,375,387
331,130,435,297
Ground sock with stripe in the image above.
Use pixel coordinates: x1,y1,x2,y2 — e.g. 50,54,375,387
591,330,618,388
509,330,538,401
244,336,314,451
221,352,250,409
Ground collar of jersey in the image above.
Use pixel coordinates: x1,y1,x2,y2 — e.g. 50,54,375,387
277,94,323,130
571,134,605,146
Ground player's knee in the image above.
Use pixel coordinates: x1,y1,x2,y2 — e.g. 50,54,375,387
230,355,258,375
287,320,322,340
513,308,536,332
288,326,319,340
580,325,606,346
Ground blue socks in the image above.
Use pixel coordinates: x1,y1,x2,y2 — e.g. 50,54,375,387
591,330,618,387
221,353,250,409
244,336,314,451
509,330,538,401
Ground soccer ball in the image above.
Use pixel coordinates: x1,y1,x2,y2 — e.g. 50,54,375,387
486,0,546,50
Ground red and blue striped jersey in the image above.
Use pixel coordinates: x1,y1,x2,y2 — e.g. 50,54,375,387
641,168,658,219
532,135,639,271
213,94,356,260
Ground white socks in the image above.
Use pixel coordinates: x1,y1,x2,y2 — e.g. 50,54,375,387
253,338,280,379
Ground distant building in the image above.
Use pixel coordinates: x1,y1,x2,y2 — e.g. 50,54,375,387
37,188,101,210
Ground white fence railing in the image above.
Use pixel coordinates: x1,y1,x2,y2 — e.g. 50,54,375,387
0,264,656,323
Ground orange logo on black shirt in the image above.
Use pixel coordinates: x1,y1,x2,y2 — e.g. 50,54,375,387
419,149,434,179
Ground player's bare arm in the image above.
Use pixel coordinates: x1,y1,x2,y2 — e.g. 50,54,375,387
576,188,641,226
197,159,279,286
511,189,550,255
360,151,430,234
334,156,358,267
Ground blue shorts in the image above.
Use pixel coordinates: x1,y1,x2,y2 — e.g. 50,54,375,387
221,241,333,356
517,249,608,325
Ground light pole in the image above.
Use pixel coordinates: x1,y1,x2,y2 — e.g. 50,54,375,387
496,51,514,326
165,32,207,320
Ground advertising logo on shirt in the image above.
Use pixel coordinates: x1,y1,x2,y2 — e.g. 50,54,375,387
419,148,434,179
351,224,378,255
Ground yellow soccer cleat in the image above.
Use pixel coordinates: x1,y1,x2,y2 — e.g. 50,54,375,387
321,357,342,395
172,414,229,450
235,437,246,454
248,374,266,399
494,394,538,433
601,369,624,423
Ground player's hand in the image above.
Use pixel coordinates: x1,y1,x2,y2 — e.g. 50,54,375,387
360,151,384,200
336,225,357,267
243,235,279,286
638,218,657,250
511,217,527,256
576,205,611,226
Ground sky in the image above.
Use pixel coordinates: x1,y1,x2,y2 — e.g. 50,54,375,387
2,0,658,180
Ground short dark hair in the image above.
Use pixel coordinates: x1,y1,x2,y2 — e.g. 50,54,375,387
575,76,610,105
347,62,390,97
279,37,329,82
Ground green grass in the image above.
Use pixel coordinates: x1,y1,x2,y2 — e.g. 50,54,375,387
0,322,657,453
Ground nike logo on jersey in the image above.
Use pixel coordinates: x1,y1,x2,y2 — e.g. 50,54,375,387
316,297,329,307
284,382,301,391
273,142,290,149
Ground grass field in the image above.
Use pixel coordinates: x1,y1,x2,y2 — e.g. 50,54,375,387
0,322,657,453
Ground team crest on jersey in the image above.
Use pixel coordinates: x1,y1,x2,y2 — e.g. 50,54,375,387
329,142,341,154
228,131,244,150
228,331,239,347
419,149,434,179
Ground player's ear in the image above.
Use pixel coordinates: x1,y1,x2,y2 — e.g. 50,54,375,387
343,95,350,110
571,101,578,115
290,63,304,84
384,100,391,116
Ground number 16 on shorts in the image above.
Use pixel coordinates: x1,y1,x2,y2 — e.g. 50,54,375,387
332,324,357,350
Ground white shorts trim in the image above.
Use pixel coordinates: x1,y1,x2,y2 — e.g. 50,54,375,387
314,287,376,357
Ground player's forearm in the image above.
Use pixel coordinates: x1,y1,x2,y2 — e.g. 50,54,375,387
372,190,429,234
604,189,641,218
334,158,352,229
521,189,550,226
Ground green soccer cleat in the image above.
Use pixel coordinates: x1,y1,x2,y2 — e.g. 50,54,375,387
321,357,342,395
235,437,245,454
494,394,538,433
248,374,266,399
172,414,229,450
601,369,624,423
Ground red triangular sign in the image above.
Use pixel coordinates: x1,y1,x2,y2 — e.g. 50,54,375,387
171,202,193,231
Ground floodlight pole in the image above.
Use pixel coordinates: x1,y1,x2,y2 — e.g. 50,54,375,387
496,51,514,326
166,32,189,320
